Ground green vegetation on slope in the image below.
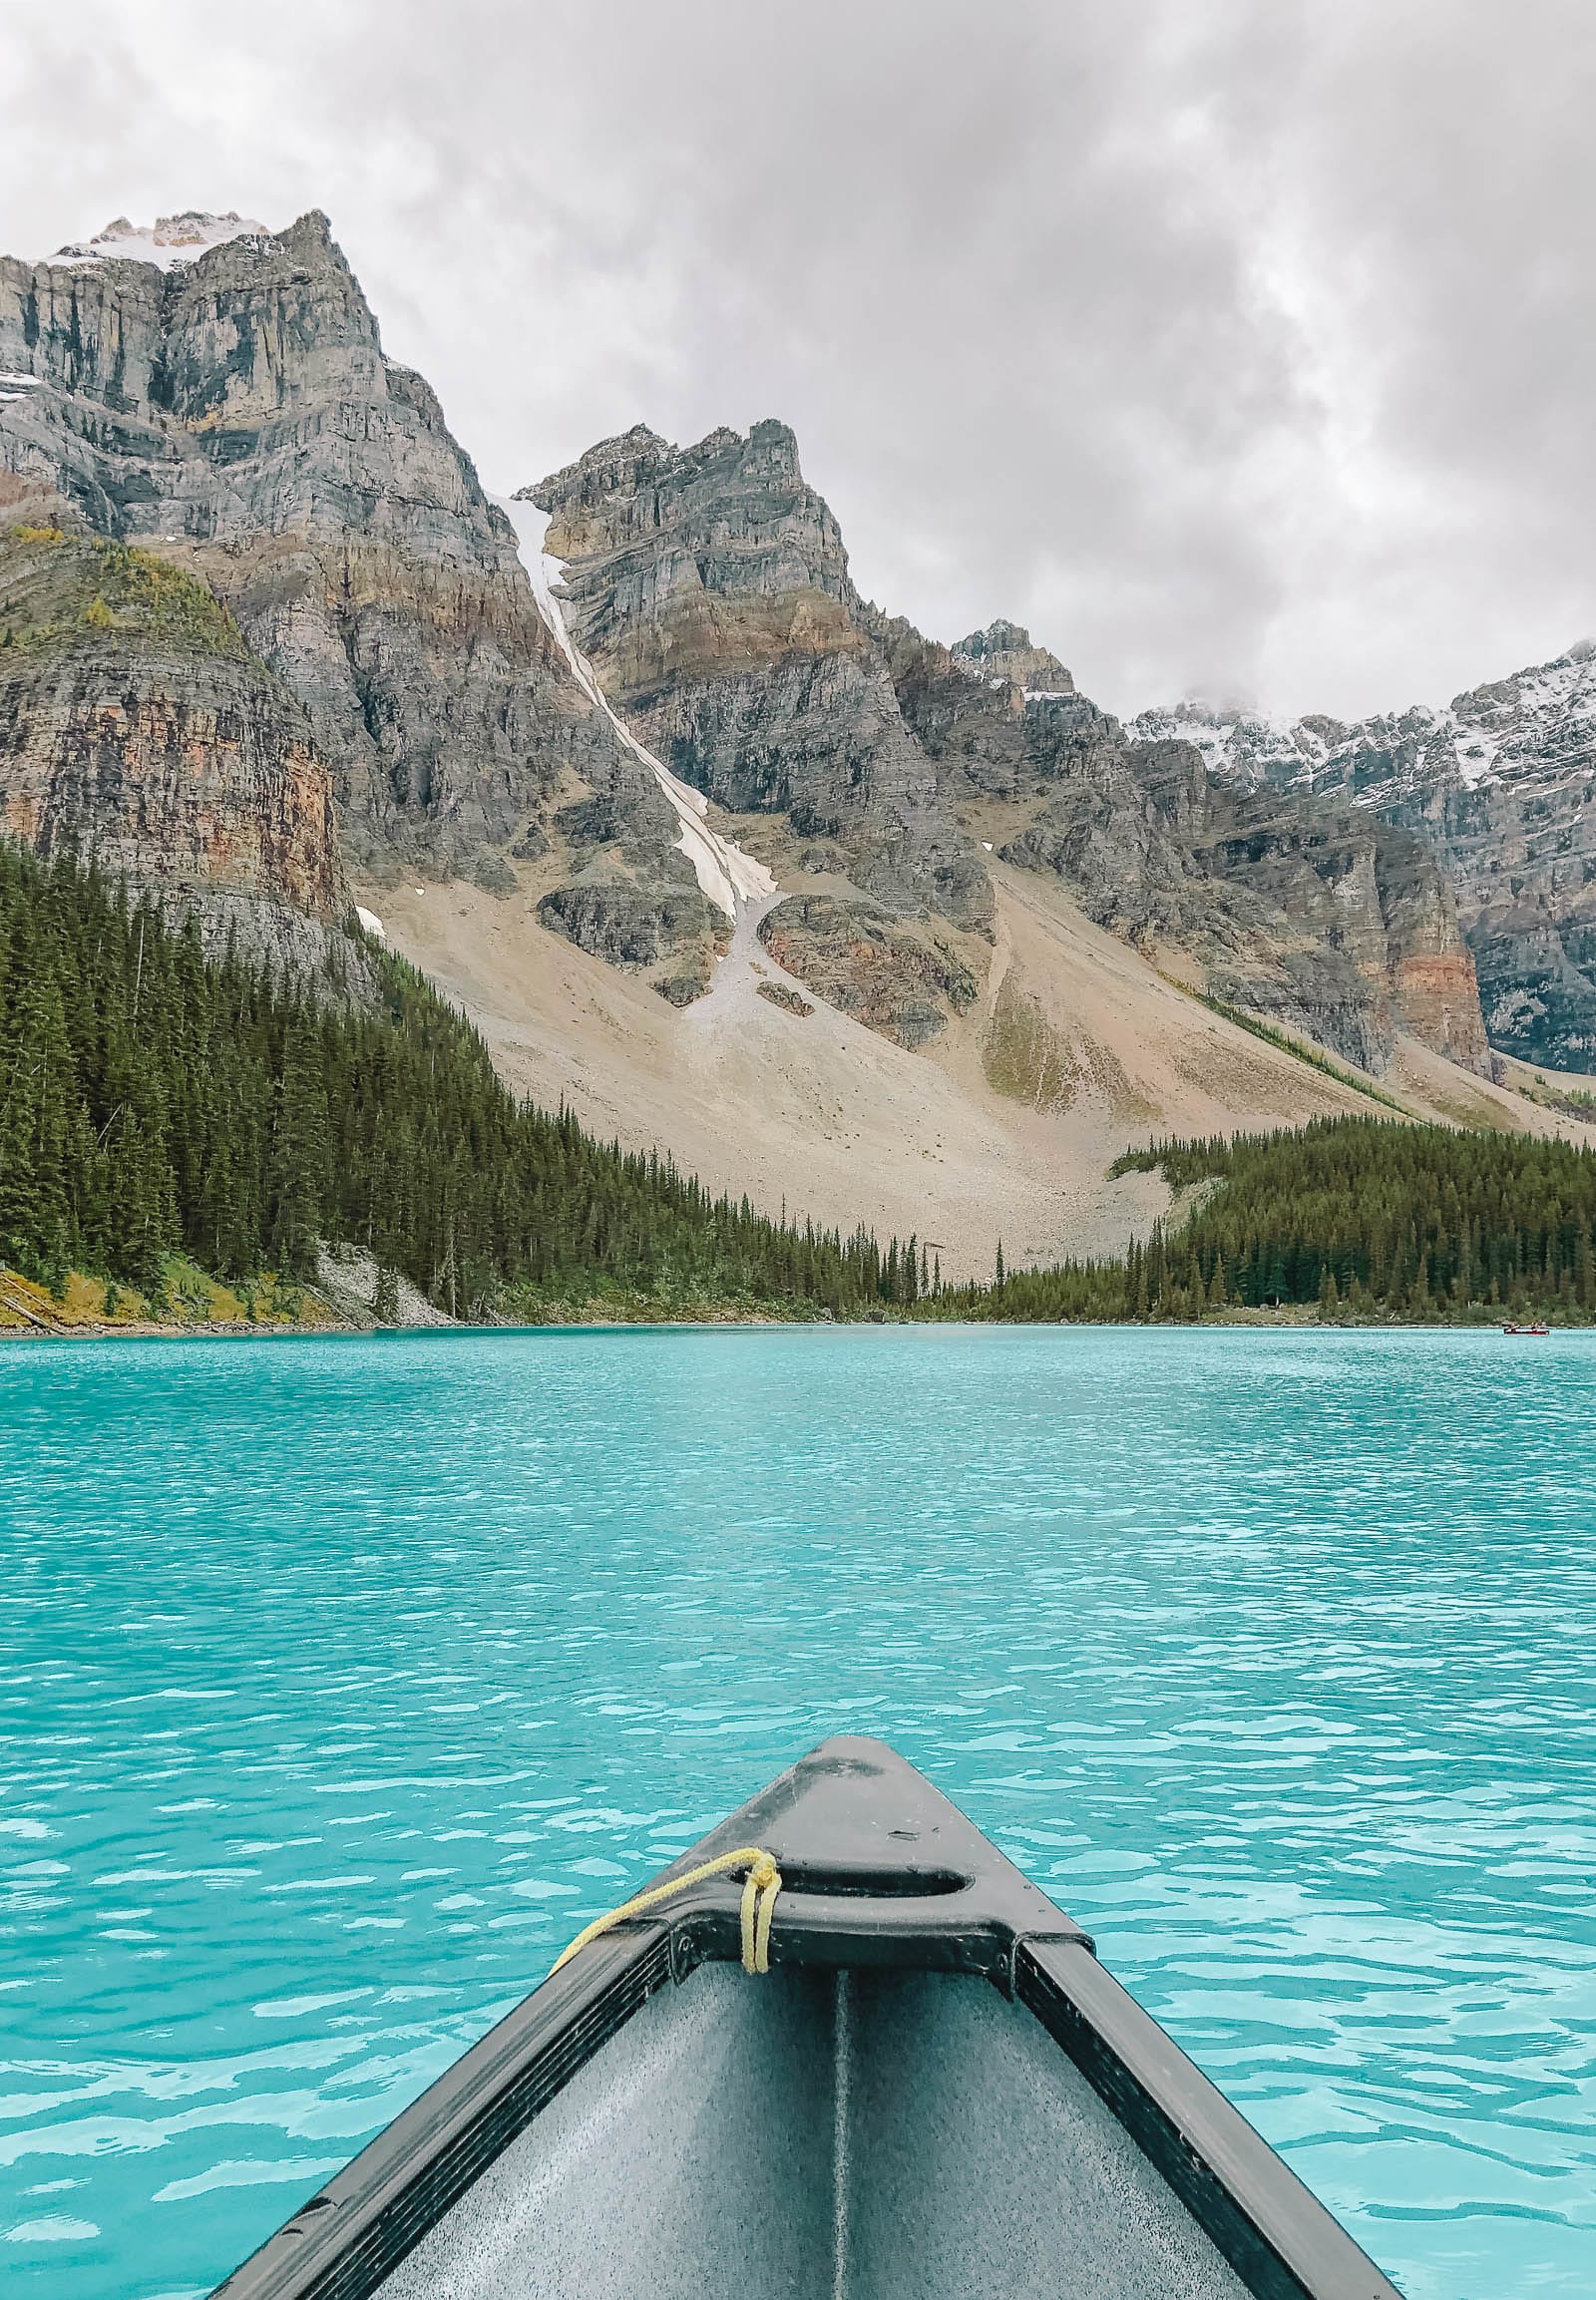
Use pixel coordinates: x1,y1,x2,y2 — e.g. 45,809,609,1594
10,840,1592,1331
0,842,925,1321
0,528,247,660
925,1117,1596,1325
1165,979,1414,1115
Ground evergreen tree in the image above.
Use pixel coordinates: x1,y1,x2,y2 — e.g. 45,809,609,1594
10,839,1596,1335
925,1117,1596,1327
0,841,911,1321
269,1012,329,1279
0,958,78,1275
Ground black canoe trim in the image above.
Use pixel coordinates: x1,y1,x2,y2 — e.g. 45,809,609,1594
210,1927,673,2300
211,1736,1402,2300
1018,1940,1399,2300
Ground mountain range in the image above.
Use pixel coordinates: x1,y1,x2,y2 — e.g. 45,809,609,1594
1133,657,1596,1072
2,209,1589,1275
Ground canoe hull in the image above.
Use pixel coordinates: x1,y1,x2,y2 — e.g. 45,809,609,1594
211,1738,1400,2300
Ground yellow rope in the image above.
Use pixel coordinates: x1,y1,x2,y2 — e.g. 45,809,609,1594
548,1845,783,1979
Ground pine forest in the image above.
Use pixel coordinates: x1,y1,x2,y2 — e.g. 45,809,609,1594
5,842,1596,1328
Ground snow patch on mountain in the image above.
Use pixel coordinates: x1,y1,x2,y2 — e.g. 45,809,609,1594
1128,702,1317,788
48,212,269,271
495,496,776,921
1132,644,1596,809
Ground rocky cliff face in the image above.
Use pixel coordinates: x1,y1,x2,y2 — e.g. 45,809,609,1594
0,213,1499,1080
877,611,1489,1075
0,517,346,972
1134,648,1596,1068
0,210,716,989
952,619,1074,697
1123,739,1490,1073
524,422,990,932
523,416,1489,1071
0,212,650,889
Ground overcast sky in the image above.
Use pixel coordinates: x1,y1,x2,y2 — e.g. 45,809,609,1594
5,0,1592,719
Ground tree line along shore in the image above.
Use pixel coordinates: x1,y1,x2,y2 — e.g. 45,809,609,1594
4,841,1596,1335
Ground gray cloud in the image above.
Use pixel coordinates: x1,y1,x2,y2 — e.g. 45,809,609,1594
3,0,1591,717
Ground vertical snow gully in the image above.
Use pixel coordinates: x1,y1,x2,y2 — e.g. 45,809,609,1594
493,494,777,922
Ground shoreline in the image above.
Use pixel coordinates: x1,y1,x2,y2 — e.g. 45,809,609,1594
2,1308,1579,1343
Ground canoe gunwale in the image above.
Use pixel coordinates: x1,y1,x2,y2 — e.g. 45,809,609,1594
209,1926,676,2300
209,1737,1402,2300
1017,1939,1402,2300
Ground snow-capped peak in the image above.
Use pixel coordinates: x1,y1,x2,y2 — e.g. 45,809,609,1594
1126,699,1318,789
49,212,270,271
1133,643,1596,810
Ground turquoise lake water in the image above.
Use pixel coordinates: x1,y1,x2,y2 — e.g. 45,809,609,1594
3,1326,1594,2300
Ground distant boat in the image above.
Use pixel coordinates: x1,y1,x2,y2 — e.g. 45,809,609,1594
1502,1321,1551,1336
212,1737,1400,2300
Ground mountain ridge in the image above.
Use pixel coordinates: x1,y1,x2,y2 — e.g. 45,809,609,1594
525,416,1489,1077
1133,645,1596,1068
0,209,750,995
1,203,1583,1284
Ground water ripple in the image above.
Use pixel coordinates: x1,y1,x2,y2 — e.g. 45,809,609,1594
2,1327,1594,2298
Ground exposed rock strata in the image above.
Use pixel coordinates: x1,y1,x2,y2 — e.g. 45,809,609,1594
0,213,1502,1086
1124,738,1490,1074
758,892,979,1049
952,619,1074,697
879,614,1488,1074
0,521,348,972
538,866,713,970
526,415,1490,1073
525,423,990,934
1134,652,1596,1069
0,212,649,902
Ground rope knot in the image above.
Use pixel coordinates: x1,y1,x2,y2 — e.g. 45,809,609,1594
739,1851,783,1974
548,1843,783,1981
